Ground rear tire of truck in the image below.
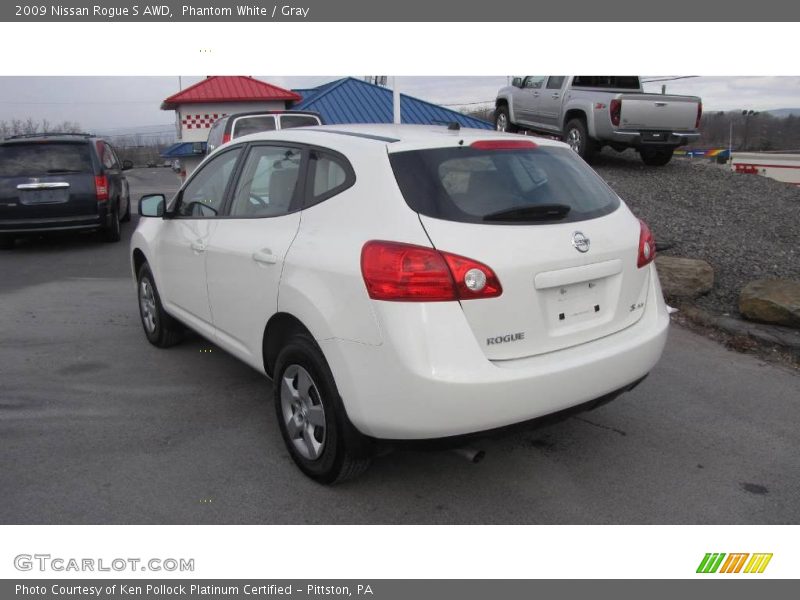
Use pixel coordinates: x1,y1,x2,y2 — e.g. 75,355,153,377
564,118,596,161
639,148,674,166
494,105,518,133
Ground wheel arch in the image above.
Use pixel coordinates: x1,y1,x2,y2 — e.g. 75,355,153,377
495,97,514,123
132,247,147,279
262,312,317,378
563,108,589,134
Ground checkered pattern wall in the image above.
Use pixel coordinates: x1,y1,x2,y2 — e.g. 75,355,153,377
181,113,227,129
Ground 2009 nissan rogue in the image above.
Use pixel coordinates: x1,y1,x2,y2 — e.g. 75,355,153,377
131,124,670,483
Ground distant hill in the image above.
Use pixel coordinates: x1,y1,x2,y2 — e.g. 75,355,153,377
767,108,800,118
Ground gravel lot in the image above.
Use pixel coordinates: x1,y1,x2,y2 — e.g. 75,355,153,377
593,150,800,316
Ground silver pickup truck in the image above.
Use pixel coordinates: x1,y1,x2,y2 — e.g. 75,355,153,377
495,76,702,166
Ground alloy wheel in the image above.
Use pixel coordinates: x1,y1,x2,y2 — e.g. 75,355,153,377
139,279,157,334
280,364,327,460
567,128,582,153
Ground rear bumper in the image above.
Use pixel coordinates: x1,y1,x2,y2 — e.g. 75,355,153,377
606,130,700,148
320,264,670,440
0,207,108,234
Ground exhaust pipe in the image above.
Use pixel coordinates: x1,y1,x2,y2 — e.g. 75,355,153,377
452,447,485,464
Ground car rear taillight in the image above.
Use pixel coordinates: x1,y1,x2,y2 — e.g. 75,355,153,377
695,101,703,129
637,219,656,268
470,140,537,150
361,241,502,302
222,133,231,144
94,175,109,202
610,99,622,127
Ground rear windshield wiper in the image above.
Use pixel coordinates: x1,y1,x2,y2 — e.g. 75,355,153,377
45,169,83,174
483,203,571,222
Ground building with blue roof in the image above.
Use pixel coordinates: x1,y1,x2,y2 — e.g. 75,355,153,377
293,78,492,130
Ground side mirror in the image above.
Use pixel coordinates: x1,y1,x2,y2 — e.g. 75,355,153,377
122,160,134,170
139,194,165,218
511,77,523,88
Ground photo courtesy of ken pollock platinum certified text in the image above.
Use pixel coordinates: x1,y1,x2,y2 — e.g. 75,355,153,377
16,584,375,596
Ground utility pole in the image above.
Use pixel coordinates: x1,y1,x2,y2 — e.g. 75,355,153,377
392,76,401,125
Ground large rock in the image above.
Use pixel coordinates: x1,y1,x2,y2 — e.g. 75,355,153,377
739,279,800,328
655,256,714,298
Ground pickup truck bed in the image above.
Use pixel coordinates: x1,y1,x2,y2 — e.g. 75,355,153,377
496,76,702,166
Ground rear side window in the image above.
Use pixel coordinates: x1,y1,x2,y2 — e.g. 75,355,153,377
389,146,620,225
0,142,93,176
231,116,276,139
97,141,118,169
572,76,640,89
229,146,302,218
280,115,320,129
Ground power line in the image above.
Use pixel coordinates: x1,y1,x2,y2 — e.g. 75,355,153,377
440,100,494,107
641,76,700,83
0,100,163,105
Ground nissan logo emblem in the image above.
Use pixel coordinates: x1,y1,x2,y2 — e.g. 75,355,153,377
572,231,590,253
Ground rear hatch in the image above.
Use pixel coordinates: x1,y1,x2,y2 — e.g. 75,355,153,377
0,141,99,222
617,93,700,131
389,139,650,360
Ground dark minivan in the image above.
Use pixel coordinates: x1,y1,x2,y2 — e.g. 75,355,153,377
206,111,323,154
0,133,132,248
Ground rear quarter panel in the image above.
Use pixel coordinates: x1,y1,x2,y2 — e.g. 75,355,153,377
278,146,433,347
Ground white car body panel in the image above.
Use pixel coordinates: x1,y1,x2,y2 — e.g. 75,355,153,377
131,124,670,441
206,213,302,368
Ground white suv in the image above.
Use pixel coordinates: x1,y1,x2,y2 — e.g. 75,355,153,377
132,124,669,483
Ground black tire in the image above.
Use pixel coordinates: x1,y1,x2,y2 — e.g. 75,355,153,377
0,235,14,250
639,148,674,166
136,262,184,348
494,105,519,133
120,195,131,223
564,118,596,161
103,202,122,243
274,332,372,484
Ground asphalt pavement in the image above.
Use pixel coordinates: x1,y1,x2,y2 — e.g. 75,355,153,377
0,169,798,524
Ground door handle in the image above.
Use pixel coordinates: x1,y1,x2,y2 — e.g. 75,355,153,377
190,240,206,253
551,93,560,98
532,92,540,97
252,249,277,265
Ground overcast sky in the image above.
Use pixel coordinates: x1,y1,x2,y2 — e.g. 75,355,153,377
1,76,799,134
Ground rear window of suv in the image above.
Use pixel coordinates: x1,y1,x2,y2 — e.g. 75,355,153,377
388,145,620,225
0,142,93,177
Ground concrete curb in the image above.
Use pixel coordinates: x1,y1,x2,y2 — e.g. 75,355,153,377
675,303,800,360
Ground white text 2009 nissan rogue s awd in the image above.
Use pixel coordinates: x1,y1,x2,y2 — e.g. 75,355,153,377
131,124,669,483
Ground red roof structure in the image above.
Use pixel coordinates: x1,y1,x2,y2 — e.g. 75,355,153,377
161,76,301,110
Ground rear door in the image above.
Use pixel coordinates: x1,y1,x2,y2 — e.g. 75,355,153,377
535,76,567,131
389,141,651,360
0,141,98,223
205,143,305,364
